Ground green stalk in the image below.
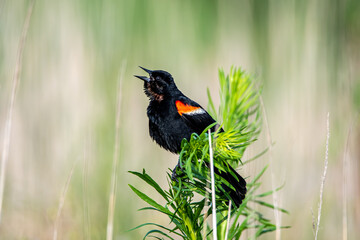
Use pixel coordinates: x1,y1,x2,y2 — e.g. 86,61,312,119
177,205,198,240
184,213,198,240
217,210,228,239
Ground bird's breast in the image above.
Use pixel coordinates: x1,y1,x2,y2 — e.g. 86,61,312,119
147,102,194,153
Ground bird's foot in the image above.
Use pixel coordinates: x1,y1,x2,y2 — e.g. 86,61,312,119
171,162,183,182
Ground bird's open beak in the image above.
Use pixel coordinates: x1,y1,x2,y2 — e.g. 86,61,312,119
135,66,153,82
134,75,150,82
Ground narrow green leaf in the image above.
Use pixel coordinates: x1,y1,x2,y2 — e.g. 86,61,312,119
129,170,169,201
143,229,175,240
138,207,181,223
249,165,268,185
255,183,285,198
253,200,289,214
207,88,217,119
129,222,183,238
129,185,173,216
243,148,269,164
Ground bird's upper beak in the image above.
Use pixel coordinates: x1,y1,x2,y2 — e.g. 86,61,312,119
134,66,153,82
139,66,153,74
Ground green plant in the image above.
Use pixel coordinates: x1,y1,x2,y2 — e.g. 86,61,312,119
129,67,288,239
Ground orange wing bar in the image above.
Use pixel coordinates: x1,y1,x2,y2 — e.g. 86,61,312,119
175,100,201,116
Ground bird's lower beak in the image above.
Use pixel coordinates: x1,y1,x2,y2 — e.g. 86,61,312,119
134,75,150,82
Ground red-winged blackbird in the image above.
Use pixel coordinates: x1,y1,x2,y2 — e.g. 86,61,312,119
135,66,246,206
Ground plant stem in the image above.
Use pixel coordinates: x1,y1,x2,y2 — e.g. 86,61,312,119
208,129,217,240
178,205,198,240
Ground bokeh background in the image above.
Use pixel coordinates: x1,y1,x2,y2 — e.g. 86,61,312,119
1,0,359,239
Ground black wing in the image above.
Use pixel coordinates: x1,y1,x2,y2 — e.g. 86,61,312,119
175,96,219,134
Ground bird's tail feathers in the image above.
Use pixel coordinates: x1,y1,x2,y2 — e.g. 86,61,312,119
213,164,247,207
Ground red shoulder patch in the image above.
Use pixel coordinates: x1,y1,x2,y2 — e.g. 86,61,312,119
175,100,201,116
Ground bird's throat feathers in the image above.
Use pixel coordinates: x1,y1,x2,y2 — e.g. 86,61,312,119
144,83,164,102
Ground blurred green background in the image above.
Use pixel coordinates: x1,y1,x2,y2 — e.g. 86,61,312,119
1,0,359,239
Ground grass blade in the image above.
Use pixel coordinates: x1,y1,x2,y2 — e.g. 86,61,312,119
144,229,175,240
129,185,173,216
129,170,169,201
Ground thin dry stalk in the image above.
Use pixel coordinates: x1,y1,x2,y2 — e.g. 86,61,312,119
342,126,351,240
314,112,330,240
53,161,78,240
0,0,35,222
208,129,217,240
106,61,126,240
224,200,232,240
259,96,281,240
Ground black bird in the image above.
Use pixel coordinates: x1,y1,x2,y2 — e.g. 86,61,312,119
135,67,246,206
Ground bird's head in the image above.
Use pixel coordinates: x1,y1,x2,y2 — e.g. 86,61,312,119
135,67,177,102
